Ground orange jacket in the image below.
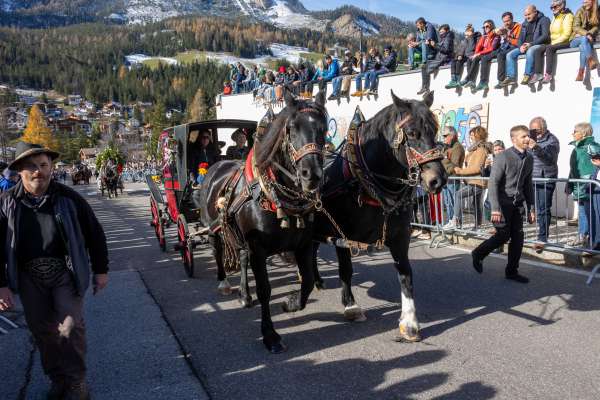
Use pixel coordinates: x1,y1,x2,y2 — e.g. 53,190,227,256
474,31,501,56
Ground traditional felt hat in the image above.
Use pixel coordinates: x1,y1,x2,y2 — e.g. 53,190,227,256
231,129,246,141
8,141,59,170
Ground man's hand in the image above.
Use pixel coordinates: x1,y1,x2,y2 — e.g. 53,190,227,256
528,138,537,149
587,34,594,43
528,211,536,224
93,274,108,295
471,54,480,61
491,211,503,223
484,158,492,168
520,43,530,53
0,287,15,311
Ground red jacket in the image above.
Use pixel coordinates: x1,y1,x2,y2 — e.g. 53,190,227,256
474,31,500,56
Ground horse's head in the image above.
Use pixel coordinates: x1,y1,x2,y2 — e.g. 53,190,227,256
255,89,328,193
387,90,447,194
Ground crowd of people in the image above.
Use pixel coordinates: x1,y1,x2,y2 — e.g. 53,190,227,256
222,1,600,101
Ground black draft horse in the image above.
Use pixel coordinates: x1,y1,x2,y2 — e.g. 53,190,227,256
102,164,119,198
199,90,328,353
307,90,447,343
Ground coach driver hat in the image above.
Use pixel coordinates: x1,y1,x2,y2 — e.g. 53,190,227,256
8,141,60,170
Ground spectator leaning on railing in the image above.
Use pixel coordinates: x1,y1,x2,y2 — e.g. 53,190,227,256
441,126,465,223
482,12,522,90
418,24,454,95
461,19,501,92
446,24,481,89
570,0,600,82
472,125,535,284
444,126,491,230
501,5,551,87
567,122,599,247
527,116,560,252
534,0,574,84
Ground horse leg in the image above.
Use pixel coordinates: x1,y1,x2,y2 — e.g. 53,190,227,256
337,246,366,322
238,248,253,308
210,233,232,295
312,242,326,290
283,243,315,312
249,246,285,353
389,243,421,343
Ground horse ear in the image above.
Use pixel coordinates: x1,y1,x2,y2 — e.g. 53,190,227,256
390,90,410,109
423,90,434,108
283,87,298,109
314,90,326,107
349,106,365,132
256,106,275,138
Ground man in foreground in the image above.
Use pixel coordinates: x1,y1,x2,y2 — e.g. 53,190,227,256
0,142,109,400
471,126,536,283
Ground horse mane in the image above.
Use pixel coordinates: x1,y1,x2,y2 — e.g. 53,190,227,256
254,100,326,170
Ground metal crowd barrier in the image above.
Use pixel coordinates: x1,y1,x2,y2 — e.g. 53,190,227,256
410,176,600,285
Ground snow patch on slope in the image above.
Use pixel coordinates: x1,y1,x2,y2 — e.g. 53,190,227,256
266,0,324,30
126,54,178,65
355,17,380,35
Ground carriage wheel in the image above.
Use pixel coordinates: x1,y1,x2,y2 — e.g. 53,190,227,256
178,215,195,278
150,199,166,251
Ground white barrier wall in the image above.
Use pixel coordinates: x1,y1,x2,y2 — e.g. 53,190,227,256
217,48,600,178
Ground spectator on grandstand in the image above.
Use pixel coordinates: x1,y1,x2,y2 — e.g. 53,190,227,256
285,65,299,86
441,126,465,223
527,117,560,252
530,0,574,84
587,142,600,250
228,63,238,83
570,0,600,81
501,5,551,87
486,12,522,89
408,17,439,70
567,122,599,247
223,81,233,95
295,63,312,98
460,20,501,91
446,24,481,89
319,55,340,89
406,33,421,69
418,24,455,95
366,45,397,95
243,65,260,91
234,63,247,94
444,126,491,231
352,48,381,96
330,50,358,100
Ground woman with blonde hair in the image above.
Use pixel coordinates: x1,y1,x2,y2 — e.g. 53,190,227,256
570,0,600,81
444,126,491,230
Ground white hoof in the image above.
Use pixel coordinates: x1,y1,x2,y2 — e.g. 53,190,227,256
344,305,367,322
217,279,232,296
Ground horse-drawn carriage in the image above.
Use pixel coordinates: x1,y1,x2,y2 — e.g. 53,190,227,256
71,163,92,185
147,119,256,277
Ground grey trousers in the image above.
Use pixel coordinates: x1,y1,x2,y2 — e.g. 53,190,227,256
19,266,86,383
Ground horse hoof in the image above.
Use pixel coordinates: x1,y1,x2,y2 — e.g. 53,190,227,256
315,280,326,291
267,341,287,354
394,324,421,343
343,305,366,322
217,280,232,296
238,296,253,308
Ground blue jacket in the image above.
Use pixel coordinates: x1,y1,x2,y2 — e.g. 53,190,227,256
0,180,109,294
519,12,551,46
0,177,15,192
321,59,340,81
531,131,560,178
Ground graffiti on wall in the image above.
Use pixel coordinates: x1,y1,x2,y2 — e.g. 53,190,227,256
432,103,490,147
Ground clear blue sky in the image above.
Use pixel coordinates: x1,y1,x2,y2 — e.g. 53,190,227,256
303,0,550,29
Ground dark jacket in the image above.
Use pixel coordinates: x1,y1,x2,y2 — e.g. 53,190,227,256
364,54,380,71
531,131,560,178
340,57,357,75
381,50,398,72
488,147,535,213
434,31,455,63
0,180,109,294
519,11,551,46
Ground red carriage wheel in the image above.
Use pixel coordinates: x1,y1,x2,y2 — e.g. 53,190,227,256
150,198,166,251
178,215,195,277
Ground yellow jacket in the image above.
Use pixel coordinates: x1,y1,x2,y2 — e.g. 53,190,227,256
550,11,574,44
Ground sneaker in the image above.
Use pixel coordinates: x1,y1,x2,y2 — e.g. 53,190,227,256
500,77,516,87
416,87,429,95
471,251,483,274
463,81,476,89
411,229,423,238
588,56,598,70
351,91,363,97
542,73,553,84
494,82,504,89
576,68,585,81
327,94,338,101
367,89,378,95
474,82,489,92
520,74,531,85
445,80,460,89
533,243,545,254
529,74,543,84
443,219,457,230
459,79,469,86
505,272,529,283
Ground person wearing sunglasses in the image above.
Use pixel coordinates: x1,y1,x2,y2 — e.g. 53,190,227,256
486,12,522,90
460,20,501,90
532,0,574,84
500,5,551,87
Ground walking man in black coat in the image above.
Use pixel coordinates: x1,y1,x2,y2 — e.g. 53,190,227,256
471,126,536,283
0,142,109,400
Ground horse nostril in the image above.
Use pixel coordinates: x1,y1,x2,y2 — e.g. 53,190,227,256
429,178,439,189
301,168,311,179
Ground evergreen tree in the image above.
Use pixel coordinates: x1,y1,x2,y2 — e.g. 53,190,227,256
187,88,209,122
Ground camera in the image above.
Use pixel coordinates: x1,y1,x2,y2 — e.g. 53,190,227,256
529,129,539,141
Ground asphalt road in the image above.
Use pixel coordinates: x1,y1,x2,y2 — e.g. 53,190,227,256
2,181,600,399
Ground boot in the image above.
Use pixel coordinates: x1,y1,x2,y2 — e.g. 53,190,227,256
576,68,585,81
445,75,459,89
587,56,598,70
